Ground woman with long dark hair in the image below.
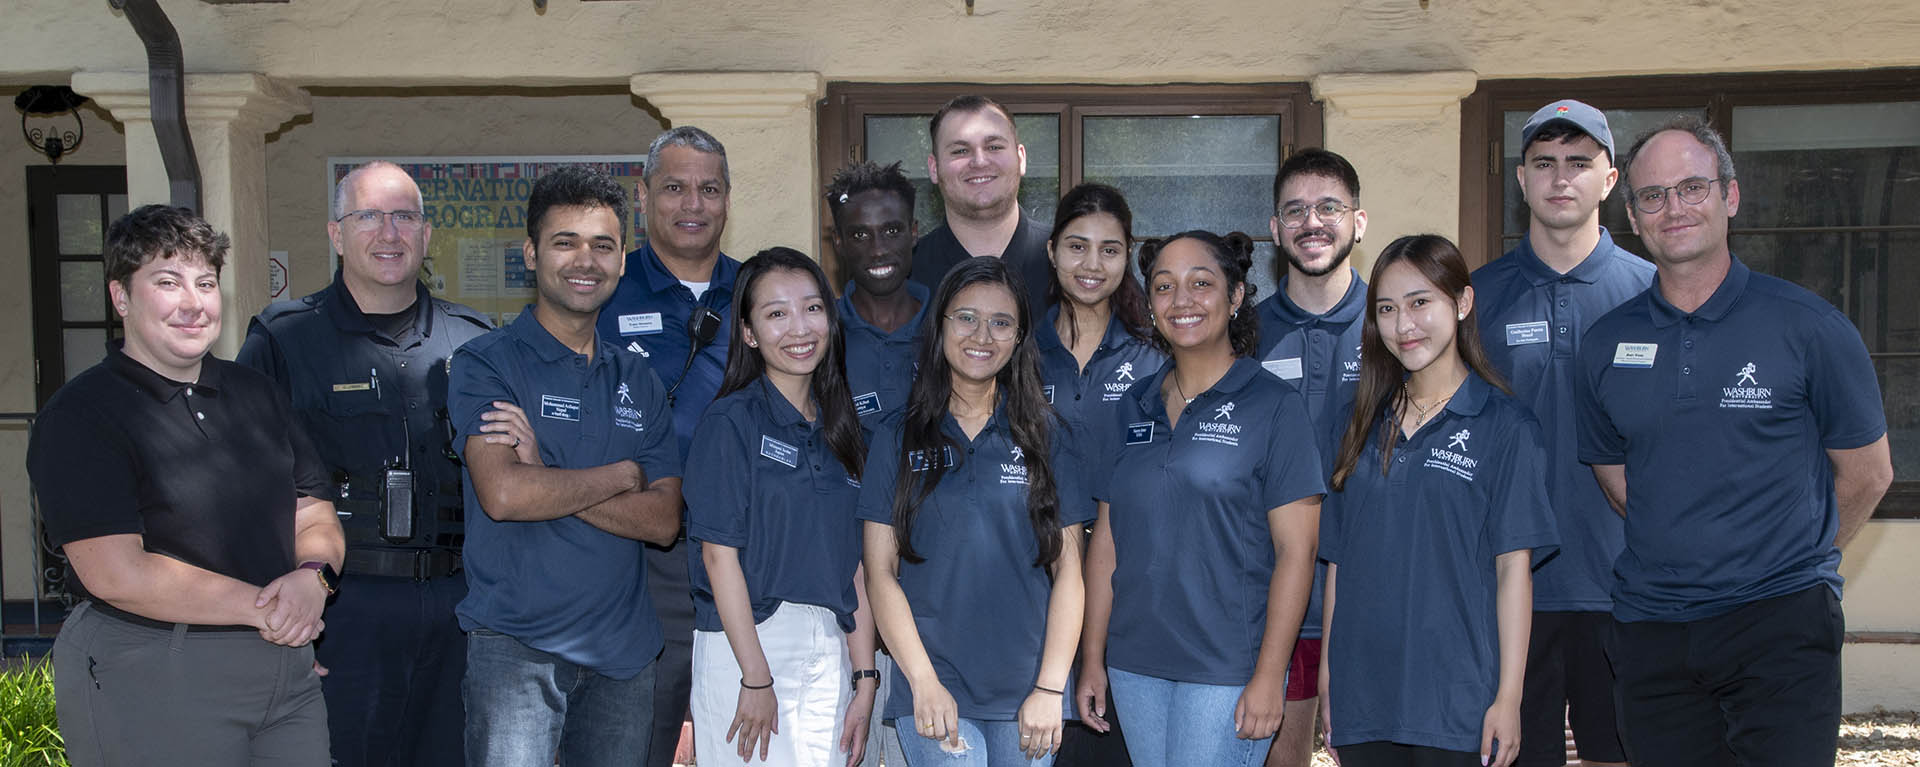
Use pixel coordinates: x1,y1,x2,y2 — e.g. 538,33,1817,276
1036,183,1163,441
686,247,878,766
860,257,1091,766
1079,231,1325,767
1319,234,1557,767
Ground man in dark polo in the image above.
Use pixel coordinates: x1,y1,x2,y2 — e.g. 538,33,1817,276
1574,117,1893,767
239,160,492,767
908,94,1053,315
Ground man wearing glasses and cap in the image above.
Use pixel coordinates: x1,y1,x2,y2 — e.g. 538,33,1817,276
239,160,494,767
1471,100,1650,767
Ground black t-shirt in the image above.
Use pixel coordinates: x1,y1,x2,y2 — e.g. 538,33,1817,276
27,344,334,601
909,211,1054,319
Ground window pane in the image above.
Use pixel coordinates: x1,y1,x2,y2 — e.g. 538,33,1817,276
1878,357,1920,482
107,193,128,224
60,261,104,322
1731,102,1920,228
62,328,107,383
1734,230,1918,355
1501,108,1705,238
57,194,101,255
863,114,1061,235
1082,115,1281,238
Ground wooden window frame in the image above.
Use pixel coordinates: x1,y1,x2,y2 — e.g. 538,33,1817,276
1458,68,1920,519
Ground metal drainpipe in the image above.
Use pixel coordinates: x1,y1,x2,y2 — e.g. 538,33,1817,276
106,0,202,212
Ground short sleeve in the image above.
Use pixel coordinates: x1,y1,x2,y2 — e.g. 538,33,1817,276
1049,434,1096,527
685,409,750,548
627,364,683,482
449,342,514,453
27,403,144,546
1318,485,1346,565
1806,310,1887,450
1259,387,1329,512
1485,414,1560,567
855,419,905,526
1573,333,1626,466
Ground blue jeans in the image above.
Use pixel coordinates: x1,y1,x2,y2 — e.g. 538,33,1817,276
463,628,655,767
1106,667,1271,767
898,716,1054,767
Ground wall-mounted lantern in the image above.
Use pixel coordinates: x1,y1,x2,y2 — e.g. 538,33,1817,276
15,85,88,164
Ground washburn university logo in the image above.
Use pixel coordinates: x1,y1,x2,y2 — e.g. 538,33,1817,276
1103,362,1138,400
1426,428,1479,481
1341,343,1362,382
1448,429,1471,451
613,380,645,431
1000,444,1029,485
1721,361,1774,410
1193,400,1243,446
618,382,633,404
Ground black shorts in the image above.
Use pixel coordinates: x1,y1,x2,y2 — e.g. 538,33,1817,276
1609,585,1843,767
1519,611,1626,766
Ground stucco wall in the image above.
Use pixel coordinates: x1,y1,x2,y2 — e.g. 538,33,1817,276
264,88,664,297
0,92,125,601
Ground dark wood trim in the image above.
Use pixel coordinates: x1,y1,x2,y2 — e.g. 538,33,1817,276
1873,483,1920,520
1845,631,1920,645
26,165,128,409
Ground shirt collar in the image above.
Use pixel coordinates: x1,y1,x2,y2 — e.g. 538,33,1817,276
1647,255,1750,328
105,340,224,402
755,376,814,429
321,269,436,339
839,280,931,337
939,395,1013,442
506,307,610,367
1441,370,1494,418
1512,227,1627,286
1128,356,1264,421
1263,268,1366,326
631,243,739,296
1035,303,1137,357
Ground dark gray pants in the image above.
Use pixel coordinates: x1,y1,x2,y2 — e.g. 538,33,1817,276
53,601,330,767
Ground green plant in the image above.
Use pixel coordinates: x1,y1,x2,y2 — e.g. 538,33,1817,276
0,659,68,767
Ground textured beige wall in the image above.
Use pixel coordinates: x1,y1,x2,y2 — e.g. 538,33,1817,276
265,88,665,298
3,0,1916,84
0,92,125,600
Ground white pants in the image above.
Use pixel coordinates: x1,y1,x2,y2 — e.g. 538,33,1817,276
693,602,853,767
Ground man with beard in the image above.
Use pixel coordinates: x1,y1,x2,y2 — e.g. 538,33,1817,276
597,126,737,766
238,161,492,767
908,95,1053,316
828,160,926,428
1253,148,1367,767
1472,100,1649,767
451,165,684,766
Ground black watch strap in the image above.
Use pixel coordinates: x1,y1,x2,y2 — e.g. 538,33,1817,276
851,668,881,684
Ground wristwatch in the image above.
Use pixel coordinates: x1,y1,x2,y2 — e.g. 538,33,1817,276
851,669,881,685
300,561,341,595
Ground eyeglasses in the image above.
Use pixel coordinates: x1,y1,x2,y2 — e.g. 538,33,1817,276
1276,200,1353,229
336,208,427,233
1629,177,1723,215
944,310,1019,341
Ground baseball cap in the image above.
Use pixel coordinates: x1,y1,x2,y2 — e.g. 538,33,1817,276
1520,99,1615,161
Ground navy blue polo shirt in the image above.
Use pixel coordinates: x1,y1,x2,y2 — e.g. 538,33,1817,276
838,280,930,425
450,311,683,679
237,274,494,552
857,406,1095,722
1575,257,1885,623
685,378,865,634
1095,357,1327,684
1253,270,1366,641
597,243,739,457
1473,229,1652,611
1320,373,1559,752
1034,305,1166,444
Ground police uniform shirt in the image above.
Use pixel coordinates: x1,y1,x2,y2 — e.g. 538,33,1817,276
855,405,1095,722
1253,268,1366,642
685,378,864,634
598,243,739,458
1473,229,1652,612
28,343,335,605
1319,372,1559,753
1034,304,1165,447
449,311,682,679
909,212,1054,318
1095,357,1327,685
237,274,493,553
837,280,930,425
1574,257,1886,623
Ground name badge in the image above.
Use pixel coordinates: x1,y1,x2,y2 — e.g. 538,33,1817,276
1505,321,1550,346
1042,384,1056,404
1261,357,1303,381
618,312,664,336
1125,422,1155,445
853,392,882,416
1613,342,1658,368
760,435,799,468
908,446,956,472
539,395,581,422
332,382,372,392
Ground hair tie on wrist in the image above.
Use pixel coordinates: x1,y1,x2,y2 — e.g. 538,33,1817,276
741,677,774,690
1033,684,1065,696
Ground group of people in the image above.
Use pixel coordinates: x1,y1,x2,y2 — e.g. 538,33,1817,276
24,93,1891,767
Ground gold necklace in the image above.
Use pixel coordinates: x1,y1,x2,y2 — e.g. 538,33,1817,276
1402,383,1455,427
